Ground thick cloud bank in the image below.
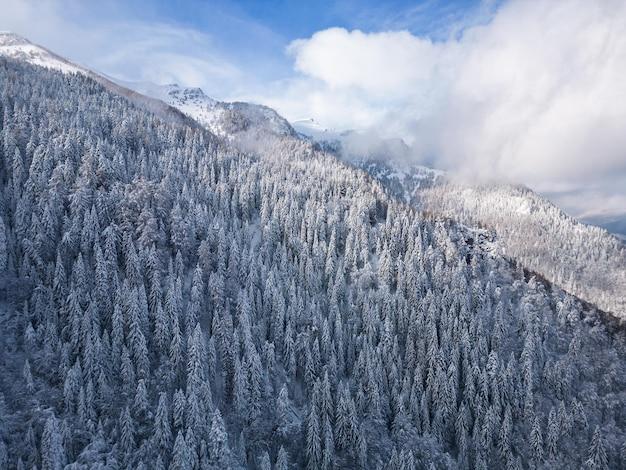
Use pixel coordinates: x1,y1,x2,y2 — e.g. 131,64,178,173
278,0,626,216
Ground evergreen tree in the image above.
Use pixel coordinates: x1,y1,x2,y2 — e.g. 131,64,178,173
258,451,271,470
207,409,230,469
41,415,65,470
23,359,34,393
170,431,191,470
306,401,322,470
276,446,289,470
119,406,136,459
586,426,608,470
546,407,559,460
530,415,544,466
153,393,173,453
0,215,7,270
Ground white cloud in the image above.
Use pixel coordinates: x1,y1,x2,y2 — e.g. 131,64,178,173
259,0,626,216
0,0,244,97
551,186,626,220
88,23,242,92
288,28,440,96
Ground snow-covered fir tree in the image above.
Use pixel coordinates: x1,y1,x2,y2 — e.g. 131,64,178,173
0,57,625,469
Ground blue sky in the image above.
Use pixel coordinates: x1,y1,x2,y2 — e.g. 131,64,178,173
1,0,495,97
47,0,490,91
135,0,486,42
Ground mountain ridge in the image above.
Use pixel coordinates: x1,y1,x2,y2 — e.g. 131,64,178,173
352,159,626,317
118,80,296,141
0,32,199,128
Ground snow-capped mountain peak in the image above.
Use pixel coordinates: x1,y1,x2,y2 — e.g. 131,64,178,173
167,84,217,104
0,32,84,74
124,81,226,135
122,79,295,139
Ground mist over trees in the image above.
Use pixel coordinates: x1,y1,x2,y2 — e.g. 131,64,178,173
356,161,626,319
417,184,626,318
0,58,625,469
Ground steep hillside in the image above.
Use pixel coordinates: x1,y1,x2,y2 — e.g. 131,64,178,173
417,183,626,317
0,31,83,74
327,155,626,319
0,56,625,470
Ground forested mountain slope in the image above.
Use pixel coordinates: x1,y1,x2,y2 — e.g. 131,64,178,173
0,58,625,470
350,160,626,320
0,32,296,147
6,29,622,322
417,183,626,318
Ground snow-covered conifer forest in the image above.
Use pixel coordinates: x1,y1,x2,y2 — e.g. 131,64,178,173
352,161,626,318
0,56,625,470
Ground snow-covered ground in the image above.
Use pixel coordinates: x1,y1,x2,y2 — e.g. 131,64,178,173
0,32,84,74
292,118,344,141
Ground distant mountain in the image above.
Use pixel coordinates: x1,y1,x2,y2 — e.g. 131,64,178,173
123,81,296,141
583,214,626,241
294,121,626,317
293,120,412,162
353,160,443,207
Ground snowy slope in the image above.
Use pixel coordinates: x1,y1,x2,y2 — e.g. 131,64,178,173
0,32,84,74
0,32,294,142
292,118,343,141
0,33,197,128
127,82,227,134
417,183,626,316
226,101,295,137
125,81,295,140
